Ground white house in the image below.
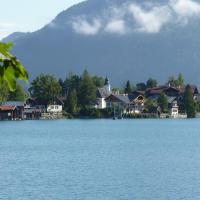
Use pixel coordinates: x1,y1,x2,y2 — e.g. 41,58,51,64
47,97,64,114
168,97,179,118
47,105,63,113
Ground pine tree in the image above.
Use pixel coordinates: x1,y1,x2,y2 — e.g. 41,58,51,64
146,78,158,88
184,84,196,118
79,70,96,107
177,73,184,86
68,89,78,114
157,93,168,113
124,80,132,94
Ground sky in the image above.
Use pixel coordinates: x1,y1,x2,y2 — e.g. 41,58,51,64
0,0,84,39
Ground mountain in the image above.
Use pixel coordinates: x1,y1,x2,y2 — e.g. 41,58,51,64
4,0,200,86
2,32,28,43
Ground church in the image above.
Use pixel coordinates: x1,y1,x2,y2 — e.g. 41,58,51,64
95,77,111,109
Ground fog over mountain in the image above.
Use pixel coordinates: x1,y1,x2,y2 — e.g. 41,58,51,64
3,0,200,85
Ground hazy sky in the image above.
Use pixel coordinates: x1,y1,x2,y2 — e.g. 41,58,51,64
0,0,84,39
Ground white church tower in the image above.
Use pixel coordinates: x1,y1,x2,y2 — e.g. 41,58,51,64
104,77,111,94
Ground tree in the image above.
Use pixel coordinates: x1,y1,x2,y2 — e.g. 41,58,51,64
8,84,28,101
177,73,184,86
79,70,96,107
64,73,81,95
29,74,61,105
184,84,196,118
92,76,105,87
67,89,78,114
0,42,28,91
168,76,178,86
146,78,158,88
168,73,185,87
124,80,132,94
157,93,168,113
0,82,9,103
144,98,158,113
136,83,146,91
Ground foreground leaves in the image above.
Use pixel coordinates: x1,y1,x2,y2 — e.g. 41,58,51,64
0,42,28,91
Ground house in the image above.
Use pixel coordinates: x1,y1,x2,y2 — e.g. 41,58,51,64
24,98,45,120
105,92,145,116
95,77,111,109
168,97,179,118
0,106,17,120
146,85,199,99
47,97,64,115
0,101,25,120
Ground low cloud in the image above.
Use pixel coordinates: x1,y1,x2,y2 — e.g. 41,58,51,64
105,19,126,34
72,17,101,35
129,4,172,33
171,0,200,17
71,0,200,35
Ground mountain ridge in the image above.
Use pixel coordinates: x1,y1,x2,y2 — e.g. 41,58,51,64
3,0,200,86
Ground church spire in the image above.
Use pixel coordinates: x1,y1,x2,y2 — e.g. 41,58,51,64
104,77,111,94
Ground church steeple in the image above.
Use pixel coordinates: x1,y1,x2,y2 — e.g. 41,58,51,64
104,77,111,94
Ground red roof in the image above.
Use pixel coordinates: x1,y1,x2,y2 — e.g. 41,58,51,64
0,106,16,111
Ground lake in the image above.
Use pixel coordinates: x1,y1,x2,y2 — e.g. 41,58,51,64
1,119,200,200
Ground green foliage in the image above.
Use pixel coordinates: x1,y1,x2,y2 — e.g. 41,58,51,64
0,81,28,103
0,82,9,103
67,89,78,114
184,84,196,118
0,42,28,91
177,73,184,86
29,74,61,105
136,83,146,91
144,98,158,113
168,73,184,87
79,70,96,107
146,78,158,88
92,76,105,87
124,80,132,94
157,93,169,113
8,84,28,101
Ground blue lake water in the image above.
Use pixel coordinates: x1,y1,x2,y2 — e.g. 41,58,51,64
1,119,200,200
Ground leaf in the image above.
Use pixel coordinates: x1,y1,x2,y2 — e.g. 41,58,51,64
0,42,28,90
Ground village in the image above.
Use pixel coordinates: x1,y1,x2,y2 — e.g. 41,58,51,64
0,72,199,121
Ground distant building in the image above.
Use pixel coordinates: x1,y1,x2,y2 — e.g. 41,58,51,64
24,98,45,120
0,106,17,120
47,97,64,114
95,77,111,109
105,92,145,116
146,84,199,115
0,101,25,120
168,97,179,118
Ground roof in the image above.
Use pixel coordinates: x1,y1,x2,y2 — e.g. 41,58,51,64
2,101,25,107
97,88,110,98
128,92,144,102
105,92,144,104
105,94,130,104
55,97,64,105
167,97,177,104
146,85,199,96
0,106,16,111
